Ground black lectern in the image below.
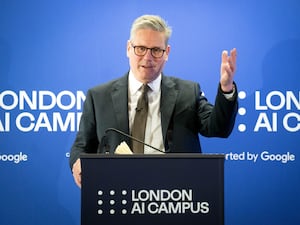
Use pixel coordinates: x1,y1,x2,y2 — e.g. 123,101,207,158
81,154,224,225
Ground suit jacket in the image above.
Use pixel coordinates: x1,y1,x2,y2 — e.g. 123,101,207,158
69,73,238,167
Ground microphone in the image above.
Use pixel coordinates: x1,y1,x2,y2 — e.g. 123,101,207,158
135,107,142,112
104,127,167,154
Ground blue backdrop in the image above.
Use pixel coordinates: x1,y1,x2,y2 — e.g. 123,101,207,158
1,0,299,224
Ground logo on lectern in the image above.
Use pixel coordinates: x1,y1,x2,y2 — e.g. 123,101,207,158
97,188,209,215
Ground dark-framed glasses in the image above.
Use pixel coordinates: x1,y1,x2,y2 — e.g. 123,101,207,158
131,43,166,58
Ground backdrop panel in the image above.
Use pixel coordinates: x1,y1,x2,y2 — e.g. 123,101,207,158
1,0,299,224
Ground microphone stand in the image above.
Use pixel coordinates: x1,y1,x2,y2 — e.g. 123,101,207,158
105,128,167,154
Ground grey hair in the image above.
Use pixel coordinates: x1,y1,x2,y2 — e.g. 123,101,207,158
130,15,172,46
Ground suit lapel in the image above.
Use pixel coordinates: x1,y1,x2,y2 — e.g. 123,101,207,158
160,76,178,143
111,74,129,133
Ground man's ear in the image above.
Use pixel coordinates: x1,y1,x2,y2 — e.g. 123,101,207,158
126,40,131,58
164,45,171,61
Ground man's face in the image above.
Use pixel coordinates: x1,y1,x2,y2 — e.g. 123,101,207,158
127,29,170,83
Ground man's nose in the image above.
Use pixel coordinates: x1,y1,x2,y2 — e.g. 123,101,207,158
143,49,154,59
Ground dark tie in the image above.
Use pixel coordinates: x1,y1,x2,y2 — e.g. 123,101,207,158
131,84,149,153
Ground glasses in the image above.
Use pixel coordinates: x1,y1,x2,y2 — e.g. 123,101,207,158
131,43,166,58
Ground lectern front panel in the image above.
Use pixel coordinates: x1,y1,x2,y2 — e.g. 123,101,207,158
81,154,224,225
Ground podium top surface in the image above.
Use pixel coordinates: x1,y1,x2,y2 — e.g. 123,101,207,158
80,153,225,159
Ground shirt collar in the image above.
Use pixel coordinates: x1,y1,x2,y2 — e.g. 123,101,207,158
128,70,161,95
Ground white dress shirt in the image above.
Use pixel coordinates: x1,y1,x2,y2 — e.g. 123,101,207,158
128,71,165,154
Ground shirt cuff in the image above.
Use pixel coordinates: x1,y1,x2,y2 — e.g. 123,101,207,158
222,84,236,99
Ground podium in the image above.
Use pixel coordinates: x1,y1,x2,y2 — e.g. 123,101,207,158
80,154,225,225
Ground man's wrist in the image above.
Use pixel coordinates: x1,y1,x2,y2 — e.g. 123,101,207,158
222,85,235,94
221,83,235,94
221,84,236,100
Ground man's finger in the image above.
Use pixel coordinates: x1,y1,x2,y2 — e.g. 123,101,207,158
222,50,228,63
73,173,82,188
72,159,82,188
230,48,237,65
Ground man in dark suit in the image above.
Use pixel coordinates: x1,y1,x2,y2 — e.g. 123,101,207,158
70,14,238,188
